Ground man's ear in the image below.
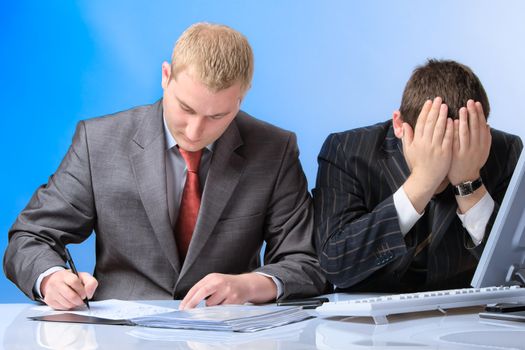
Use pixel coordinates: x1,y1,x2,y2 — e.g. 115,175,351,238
392,111,404,139
161,62,171,89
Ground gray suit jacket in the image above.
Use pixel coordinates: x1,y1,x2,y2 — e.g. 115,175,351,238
4,100,326,300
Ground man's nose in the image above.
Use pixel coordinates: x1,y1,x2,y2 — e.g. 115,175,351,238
186,117,205,141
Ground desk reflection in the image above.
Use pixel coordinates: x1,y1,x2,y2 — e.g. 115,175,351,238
36,322,98,350
4,302,525,349
3,305,315,350
315,308,525,350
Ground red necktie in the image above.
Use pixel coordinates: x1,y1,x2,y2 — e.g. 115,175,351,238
175,148,203,261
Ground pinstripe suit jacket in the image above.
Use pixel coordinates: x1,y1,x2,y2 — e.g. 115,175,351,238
313,120,523,292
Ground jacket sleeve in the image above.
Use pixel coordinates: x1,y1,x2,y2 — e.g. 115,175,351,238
253,132,328,299
313,133,407,289
3,121,96,300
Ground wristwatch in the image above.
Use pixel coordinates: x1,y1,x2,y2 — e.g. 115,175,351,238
453,177,483,197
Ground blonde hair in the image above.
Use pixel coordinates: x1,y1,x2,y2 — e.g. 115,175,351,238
170,22,254,93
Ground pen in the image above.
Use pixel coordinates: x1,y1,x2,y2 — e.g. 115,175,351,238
64,247,90,310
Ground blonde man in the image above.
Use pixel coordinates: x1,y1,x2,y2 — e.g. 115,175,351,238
5,23,326,310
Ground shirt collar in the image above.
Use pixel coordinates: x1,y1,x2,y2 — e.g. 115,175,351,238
162,116,214,152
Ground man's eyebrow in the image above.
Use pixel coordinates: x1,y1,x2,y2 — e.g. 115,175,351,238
207,111,231,118
176,97,195,112
176,97,231,118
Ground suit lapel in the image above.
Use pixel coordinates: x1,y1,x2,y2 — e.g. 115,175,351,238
377,124,458,264
378,125,410,193
129,101,182,273
179,118,246,278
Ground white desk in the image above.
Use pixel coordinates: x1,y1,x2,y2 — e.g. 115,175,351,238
1,294,525,349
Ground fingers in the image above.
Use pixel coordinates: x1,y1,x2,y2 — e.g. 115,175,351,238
79,272,98,299
475,101,487,125
423,97,443,140
402,97,451,191
485,126,492,163
458,106,469,151
476,101,491,155
44,282,84,310
432,103,449,145
442,118,454,151
47,290,77,310
58,283,85,307
458,100,490,152
42,278,79,311
479,101,492,166
414,99,433,139
453,118,460,154
183,286,215,310
179,275,217,310
467,99,480,146
448,100,492,185
205,289,229,307
179,285,202,310
179,274,249,310
64,272,88,300
413,97,446,144
42,270,92,310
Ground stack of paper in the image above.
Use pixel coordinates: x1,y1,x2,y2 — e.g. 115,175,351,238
127,319,307,342
29,300,313,333
130,305,313,332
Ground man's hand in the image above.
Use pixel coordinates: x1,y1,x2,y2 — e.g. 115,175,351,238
448,100,491,185
402,97,454,213
449,100,491,213
179,272,277,310
41,270,98,310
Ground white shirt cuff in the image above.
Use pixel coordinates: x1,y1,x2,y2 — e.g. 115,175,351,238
34,266,65,299
394,186,424,235
255,272,283,299
457,191,495,246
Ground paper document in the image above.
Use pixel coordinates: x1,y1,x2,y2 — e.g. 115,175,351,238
31,299,176,320
30,301,313,332
127,319,307,342
130,305,313,332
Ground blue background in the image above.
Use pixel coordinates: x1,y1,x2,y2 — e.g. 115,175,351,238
2,1,524,302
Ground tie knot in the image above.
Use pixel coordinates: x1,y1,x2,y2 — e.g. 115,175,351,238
179,148,203,173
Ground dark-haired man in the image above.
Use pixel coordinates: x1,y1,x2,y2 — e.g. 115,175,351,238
314,59,523,292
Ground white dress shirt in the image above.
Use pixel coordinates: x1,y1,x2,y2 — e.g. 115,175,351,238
393,186,494,246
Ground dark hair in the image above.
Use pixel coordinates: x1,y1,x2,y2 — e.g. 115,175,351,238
399,59,490,128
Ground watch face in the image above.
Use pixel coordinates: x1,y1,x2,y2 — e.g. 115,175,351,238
454,178,482,196
457,183,474,196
